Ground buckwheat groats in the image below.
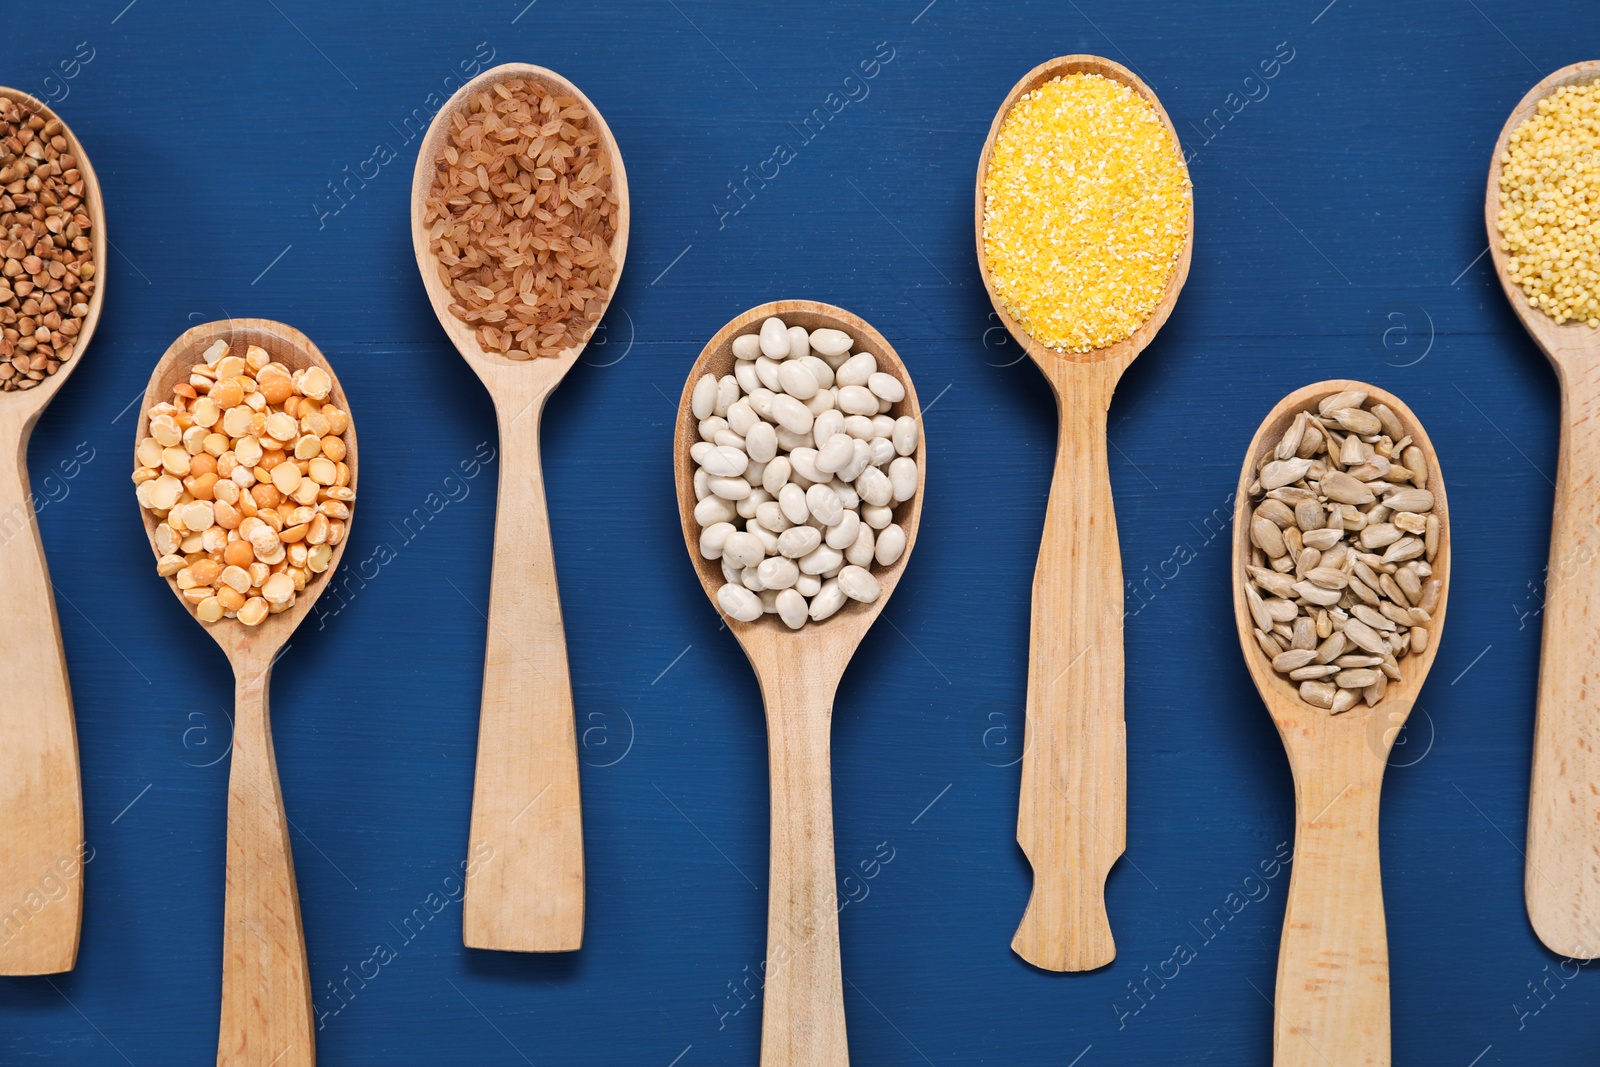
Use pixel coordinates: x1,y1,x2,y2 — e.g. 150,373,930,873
0,97,96,392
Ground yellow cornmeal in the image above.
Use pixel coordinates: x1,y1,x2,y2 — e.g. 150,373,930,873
1497,82,1600,327
983,73,1190,353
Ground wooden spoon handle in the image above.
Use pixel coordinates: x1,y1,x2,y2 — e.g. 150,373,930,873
0,433,82,975
1275,768,1389,1067
463,407,584,952
219,669,314,1067
1012,367,1124,972
1527,379,1600,957
760,676,849,1067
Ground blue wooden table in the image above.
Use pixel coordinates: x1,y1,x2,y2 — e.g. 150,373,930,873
2,1,1596,1062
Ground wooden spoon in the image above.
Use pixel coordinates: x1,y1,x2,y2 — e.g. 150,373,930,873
137,319,358,1067
409,62,630,953
974,55,1192,972
675,301,924,1066
1232,381,1450,1067
1484,59,1600,960
0,87,105,977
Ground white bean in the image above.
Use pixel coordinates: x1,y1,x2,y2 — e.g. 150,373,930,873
759,316,790,358
778,360,819,399
746,520,780,554
760,589,781,614
809,578,846,620
732,334,762,360
813,409,845,444
747,387,775,420
713,429,745,449
838,565,881,603
779,483,810,525
734,361,759,392
718,583,763,621
695,496,737,526
837,351,877,386
721,559,742,585
770,394,814,435
840,383,878,414
762,456,791,496
861,502,893,529
837,439,871,482
778,526,822,558
856,465,893,507
871,414,896,438
786,325,811,361
757,556,799,590
874,523,906,566
796,573,821,597
788,447,825,484
803,389,835,416
716,375,740,417
709,476,751,500
806,483,844,526
699,521,735,560
735,488,765,519
869,436,896,467
723,531,764,569
756,501,791,532
892,415,919,456
801,355,835,389
844,415,876,439
692,374,717,419
867,372,905,403
698,416,727,442
755,356,782,392
775,425,814,452
741,566,764,591
799,543,844,575
888,457,918,503
694,468,709,500
776,588,808,629
745,421,777,464
845,523,875,568
830,478,860,512
816,432,855,474
826,509,860,550
727,400,758,436
700,445,748,478
808,328,852,357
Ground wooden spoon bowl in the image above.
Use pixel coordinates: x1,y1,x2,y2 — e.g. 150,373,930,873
137,319,357,1067
1484,59,1600,960
409,62,630,953
674,300,924,1066
1232,380,1449,1067
974,54,1192,972
0,86,106,976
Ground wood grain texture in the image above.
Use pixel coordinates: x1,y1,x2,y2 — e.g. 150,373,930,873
409,62,631,953
137,319,360,1067
1484,59,1600,961
1233,381,1451,1067
675,302,924,1067
0,85,105,977
974,55,1192,972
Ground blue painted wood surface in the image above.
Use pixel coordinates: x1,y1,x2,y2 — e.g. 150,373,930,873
2,0,1596,1062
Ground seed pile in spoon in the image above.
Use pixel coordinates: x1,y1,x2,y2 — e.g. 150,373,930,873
423,78,619,361
1244,390,1443,714
689,315,920,631
0,97,97,392
133,341,354,626
1495,81,1600,327
982,72,1190,353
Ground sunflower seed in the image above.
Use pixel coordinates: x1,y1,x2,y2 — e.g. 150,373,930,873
1246,389,1445,712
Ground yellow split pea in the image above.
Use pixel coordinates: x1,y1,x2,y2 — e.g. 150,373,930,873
983,73,1191,353
1497,81,1600,328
